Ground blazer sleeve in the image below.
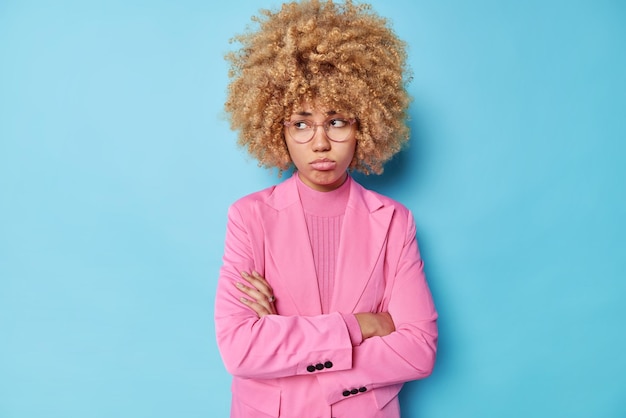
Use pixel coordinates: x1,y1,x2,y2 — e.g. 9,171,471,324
315,208,438,405
214,202,356,379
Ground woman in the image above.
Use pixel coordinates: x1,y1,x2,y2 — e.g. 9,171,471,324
214,1,438,417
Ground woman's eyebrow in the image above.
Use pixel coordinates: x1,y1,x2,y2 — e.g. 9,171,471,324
293,110,338,116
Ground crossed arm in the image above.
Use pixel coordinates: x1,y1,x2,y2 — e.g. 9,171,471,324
235,270,395,339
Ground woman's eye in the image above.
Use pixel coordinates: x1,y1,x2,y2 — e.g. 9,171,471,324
329,119,347,128
293,121,310,130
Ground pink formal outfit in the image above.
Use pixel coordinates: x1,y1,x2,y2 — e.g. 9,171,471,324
215,173,438,418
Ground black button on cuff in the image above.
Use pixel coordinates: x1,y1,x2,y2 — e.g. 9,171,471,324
307,362,332,373
342,387,367,397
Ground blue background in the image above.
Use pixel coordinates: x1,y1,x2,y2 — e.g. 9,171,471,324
1,0,624,417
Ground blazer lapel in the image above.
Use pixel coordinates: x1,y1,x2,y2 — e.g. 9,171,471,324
331,180,395,312
257,175,323,315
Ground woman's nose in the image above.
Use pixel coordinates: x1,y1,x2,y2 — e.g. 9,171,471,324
311,126,331,151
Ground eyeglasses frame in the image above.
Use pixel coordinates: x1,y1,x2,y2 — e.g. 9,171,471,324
283,117,357,143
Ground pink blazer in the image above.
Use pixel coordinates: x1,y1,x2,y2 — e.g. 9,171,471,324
215,174,438,418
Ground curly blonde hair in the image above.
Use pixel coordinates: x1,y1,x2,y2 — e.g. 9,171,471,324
224,0,411,175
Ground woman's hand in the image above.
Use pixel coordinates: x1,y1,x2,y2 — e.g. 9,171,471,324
235,271,277,317
355,312,395,339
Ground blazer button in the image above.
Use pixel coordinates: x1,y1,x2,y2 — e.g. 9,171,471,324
350,388,359,395
342,390,351,397
359,387,367,392
306,365,316,373
315,363,324,370
324,361,333,369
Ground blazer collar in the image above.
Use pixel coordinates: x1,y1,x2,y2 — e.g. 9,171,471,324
258,173,394,314
264,173,385,213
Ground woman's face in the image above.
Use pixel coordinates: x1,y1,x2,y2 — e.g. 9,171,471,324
284,104,357,192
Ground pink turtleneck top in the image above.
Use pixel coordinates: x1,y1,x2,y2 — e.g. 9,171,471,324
295,173,362,345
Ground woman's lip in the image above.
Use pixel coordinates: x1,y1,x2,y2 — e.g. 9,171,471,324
310,159,336,170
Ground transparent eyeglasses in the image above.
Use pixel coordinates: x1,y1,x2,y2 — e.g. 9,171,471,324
284,117,357,143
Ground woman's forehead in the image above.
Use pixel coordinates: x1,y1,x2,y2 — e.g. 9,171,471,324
290,100,345,116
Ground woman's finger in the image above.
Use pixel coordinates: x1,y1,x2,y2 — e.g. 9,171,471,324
241,271,276,301
239,296,272,317
242,271,274,298
235,280,271,306
251,271,277,314
235,283,277,316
